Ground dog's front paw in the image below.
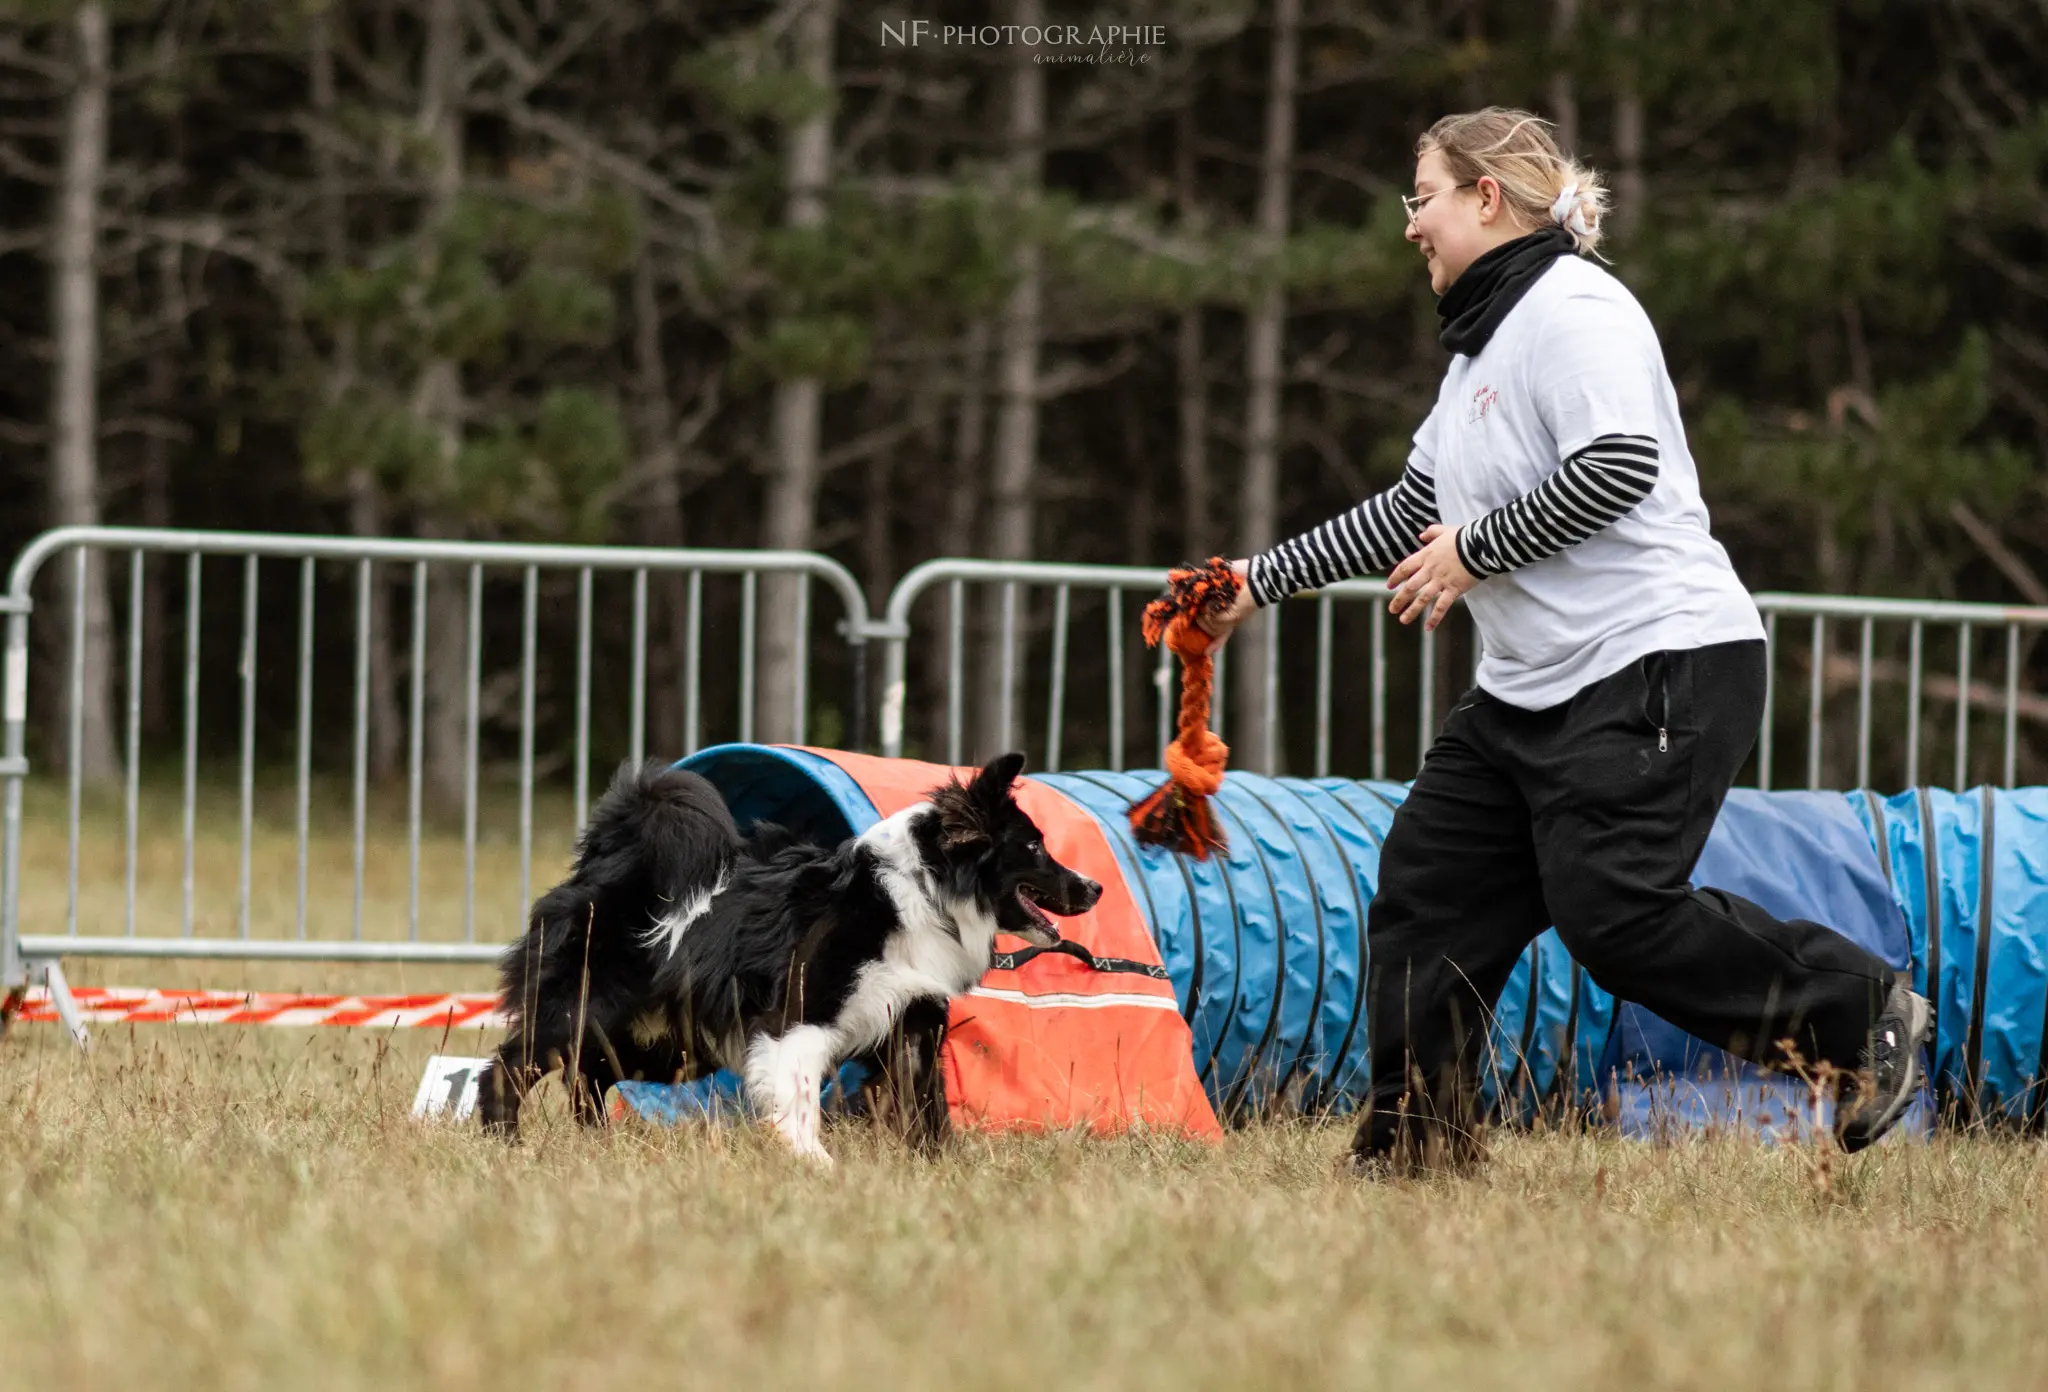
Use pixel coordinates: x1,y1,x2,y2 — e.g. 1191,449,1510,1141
760,1114,837,1169
772,1130,835,1170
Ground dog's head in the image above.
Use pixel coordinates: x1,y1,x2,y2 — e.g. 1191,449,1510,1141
927,753,1102,946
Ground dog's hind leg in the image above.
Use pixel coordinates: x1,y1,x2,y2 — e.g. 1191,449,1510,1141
478,1036,546,1138
565,1019,627,1127
479,1006,636,1136
743,1024,838,1167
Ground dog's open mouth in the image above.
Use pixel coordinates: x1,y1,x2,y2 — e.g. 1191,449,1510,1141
1014,885,1061,944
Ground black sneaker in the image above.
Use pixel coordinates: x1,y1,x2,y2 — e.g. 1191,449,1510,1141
1834,980,1932,1153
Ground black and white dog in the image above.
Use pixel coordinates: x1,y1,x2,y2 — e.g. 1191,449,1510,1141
477,753,1101,1163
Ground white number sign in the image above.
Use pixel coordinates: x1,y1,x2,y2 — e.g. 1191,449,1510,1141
411,1054,492,1121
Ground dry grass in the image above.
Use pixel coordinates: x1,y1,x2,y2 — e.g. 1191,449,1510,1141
3,1027,2047,1391
6,784,2048,1389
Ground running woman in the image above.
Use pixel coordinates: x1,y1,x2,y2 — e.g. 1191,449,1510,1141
1201,108,1930,1170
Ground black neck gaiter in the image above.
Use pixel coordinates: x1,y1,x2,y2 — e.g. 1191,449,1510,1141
1436,226,1575,356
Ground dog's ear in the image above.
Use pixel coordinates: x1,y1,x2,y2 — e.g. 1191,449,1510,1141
930,777,989,850
930,755,1023,851
970,752,1026,805
965,753,1026,837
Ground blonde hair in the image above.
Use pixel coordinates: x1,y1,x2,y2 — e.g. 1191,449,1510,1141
1418,107,1609,256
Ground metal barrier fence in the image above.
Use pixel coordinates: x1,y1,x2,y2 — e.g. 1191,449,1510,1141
875,559,2048,795
1,528,872,1011
875,558,1467,778
1751,593,2048,793
7,531,2047,1042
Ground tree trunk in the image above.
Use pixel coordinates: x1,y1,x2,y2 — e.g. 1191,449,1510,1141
757,0,837,745
1124,385,1153,567
1613,0,1646,235
312,8,401,782
1233,0,1299,775
947,322,990,553
629,247,691,754
48,0,116,786
929,320,989,762
348,477,404,785
1176,311,1210,554
1175,101,1210,555
414,0,470,811
976,0,1046,760
140,331,173,741
863,445,894,611
1548,0,1579,152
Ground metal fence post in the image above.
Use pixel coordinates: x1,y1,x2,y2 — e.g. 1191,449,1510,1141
2,593,31,991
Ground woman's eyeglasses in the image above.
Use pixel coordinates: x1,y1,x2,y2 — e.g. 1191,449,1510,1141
1402,183,1472,222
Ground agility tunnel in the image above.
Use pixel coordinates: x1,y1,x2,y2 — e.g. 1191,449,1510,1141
627,745,2048,1137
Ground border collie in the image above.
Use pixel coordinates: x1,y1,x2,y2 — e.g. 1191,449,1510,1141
477,753,1101,1163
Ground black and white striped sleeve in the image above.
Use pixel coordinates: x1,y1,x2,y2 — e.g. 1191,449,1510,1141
1454,434,1659,579
1246,466,1442,607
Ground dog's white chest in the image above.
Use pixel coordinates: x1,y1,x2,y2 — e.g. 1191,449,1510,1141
834,808,1001,1053
886,905,993,993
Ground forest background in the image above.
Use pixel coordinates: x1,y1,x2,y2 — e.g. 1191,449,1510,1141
5,0,2047,790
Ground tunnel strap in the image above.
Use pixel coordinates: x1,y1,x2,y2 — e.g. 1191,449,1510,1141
992,939,1172,980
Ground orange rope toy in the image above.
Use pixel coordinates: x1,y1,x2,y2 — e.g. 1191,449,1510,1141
1127,557,1241,860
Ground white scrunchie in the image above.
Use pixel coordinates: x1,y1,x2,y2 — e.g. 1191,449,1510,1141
1551,181,1592,238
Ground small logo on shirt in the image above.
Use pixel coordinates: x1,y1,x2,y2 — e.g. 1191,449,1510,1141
1466,384,1500,424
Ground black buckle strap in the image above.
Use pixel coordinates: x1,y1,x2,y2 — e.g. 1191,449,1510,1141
991,938,1170,980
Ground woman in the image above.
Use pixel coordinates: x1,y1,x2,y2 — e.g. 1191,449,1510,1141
1204,108,1928,1169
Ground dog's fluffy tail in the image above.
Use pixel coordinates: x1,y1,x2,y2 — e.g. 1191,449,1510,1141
495,761,741,1027
480,761,746,1135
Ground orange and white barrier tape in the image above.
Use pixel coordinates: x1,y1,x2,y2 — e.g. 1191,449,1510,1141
7,986,506,1031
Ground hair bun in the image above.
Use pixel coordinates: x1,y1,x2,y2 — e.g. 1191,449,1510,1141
1550,181,1594,237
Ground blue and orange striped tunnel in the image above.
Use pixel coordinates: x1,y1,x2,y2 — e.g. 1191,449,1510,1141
675,744,2048,1132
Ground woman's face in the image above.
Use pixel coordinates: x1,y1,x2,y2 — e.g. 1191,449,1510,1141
1405,149,1519,295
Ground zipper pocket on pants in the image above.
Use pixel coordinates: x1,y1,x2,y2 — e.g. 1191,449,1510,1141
1642,654,1670,753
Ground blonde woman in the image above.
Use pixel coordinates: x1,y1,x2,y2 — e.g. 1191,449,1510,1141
1203,109,1928,1168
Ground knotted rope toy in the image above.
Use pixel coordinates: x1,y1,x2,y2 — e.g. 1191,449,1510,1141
1126,557,1241,859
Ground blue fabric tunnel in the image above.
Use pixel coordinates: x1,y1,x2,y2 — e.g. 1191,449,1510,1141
668,746,2048,1134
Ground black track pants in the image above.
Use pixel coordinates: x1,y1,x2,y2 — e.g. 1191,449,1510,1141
1355,639,1892,1157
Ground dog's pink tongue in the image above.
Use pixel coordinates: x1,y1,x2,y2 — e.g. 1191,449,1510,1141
1038,901,1062,942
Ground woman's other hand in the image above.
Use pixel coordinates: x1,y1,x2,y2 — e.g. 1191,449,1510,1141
1387,525,1477,630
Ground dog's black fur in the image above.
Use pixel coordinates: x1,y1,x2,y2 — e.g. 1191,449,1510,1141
477,753,1101,1161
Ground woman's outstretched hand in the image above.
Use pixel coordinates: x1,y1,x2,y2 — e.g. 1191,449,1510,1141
1387,525,1477,630
1196,559,1258,644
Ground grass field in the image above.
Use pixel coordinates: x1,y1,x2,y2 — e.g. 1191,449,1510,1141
6,783,2048,1389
